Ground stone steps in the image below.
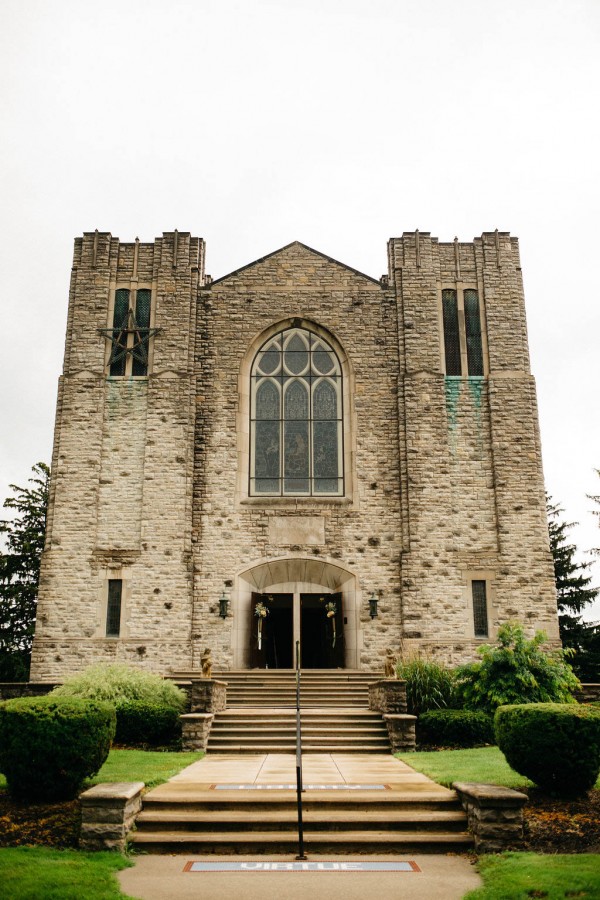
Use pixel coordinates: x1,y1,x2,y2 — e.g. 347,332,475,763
131,786,474,854
208,706,390,754
173,669,394,754
172,669,376,709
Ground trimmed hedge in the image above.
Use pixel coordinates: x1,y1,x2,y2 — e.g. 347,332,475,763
0,696,115,801
417,708,494,748
115,701,182,746
495,703,600,795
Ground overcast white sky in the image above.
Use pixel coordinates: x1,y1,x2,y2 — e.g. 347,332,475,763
1,0,599,620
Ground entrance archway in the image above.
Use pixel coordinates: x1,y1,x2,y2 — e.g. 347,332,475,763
232,557,360,669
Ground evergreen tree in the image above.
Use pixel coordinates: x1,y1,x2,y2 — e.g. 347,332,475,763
547,494,599,680
0,463,49,680
589,469,600,558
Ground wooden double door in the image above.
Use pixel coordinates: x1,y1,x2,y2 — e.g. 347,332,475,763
250,592,344,669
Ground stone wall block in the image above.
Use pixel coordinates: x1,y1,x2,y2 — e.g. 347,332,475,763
190,679,227,713
383,713,416,752
80,782,144,851
181,712,214,750
369,679,408,713
453,781,528,853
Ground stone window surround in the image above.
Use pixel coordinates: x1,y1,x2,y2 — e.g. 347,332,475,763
437,281,489,377
462,569,496,641
236,317,358,509
96,567,132,640
249,327,343,498
104,278,157,376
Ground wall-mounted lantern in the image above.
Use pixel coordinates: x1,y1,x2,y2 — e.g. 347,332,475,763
368,592,379,619
219,591,230,619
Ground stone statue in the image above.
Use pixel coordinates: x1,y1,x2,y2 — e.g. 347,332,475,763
384,648,398,679
201,647,213,679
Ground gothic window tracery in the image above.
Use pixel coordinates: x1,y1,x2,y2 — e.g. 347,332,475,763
250,327,343,496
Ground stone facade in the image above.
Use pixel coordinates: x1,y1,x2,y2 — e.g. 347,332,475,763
30,230,559,680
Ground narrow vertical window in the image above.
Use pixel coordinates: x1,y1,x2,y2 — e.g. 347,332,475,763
105,287,155,377
106,579,123,637
464,289,484,376
442,289,462,376
472,580,488,638
109,289,130,376
132,289,151,376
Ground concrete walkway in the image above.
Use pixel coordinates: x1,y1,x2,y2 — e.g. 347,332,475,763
167,752,449,788
119,852,482,900
119,754,482,900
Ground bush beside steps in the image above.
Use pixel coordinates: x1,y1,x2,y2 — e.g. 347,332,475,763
495,702,600,795
418,708,494,748
0,696,115,801
51,663,187,746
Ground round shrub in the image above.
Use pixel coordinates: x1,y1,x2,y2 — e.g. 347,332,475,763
417,708,494,748
0,696,115,801
495,703,600,795
115,701,182,746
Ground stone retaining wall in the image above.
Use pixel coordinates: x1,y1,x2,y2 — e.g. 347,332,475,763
576,684,600,704
0,683,56,701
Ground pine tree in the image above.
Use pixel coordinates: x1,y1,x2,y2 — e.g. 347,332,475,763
547,494,599,680
0,463,49,680
589,469,600,558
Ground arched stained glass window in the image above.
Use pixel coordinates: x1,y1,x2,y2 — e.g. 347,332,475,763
250,327,343,496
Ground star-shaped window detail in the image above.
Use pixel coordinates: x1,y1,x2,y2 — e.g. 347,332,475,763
98,288,161,376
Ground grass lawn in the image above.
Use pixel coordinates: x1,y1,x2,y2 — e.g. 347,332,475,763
397,745,534,789
465,852,600,899
88,748,204,789
0,847,134,899
0,748,204,793
396,745,600,791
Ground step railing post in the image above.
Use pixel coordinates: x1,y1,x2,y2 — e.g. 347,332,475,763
295,640,307,860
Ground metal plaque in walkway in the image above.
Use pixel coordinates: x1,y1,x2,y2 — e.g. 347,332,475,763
185,861,421,872
212,783,388,790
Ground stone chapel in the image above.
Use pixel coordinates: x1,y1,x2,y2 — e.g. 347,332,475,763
29,230,560,680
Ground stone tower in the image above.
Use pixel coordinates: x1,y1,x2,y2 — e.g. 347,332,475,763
29,230,559,680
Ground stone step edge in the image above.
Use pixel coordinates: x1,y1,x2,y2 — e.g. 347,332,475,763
130,830,474,845
205,747,391,753
136,810,466,823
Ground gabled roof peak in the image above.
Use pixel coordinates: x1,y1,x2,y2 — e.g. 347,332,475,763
211,240,380,286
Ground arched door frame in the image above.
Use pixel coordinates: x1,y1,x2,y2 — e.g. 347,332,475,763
231,555,362,669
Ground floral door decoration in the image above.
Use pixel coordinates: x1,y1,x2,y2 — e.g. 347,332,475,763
325,600,337,648
255,601,269,650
